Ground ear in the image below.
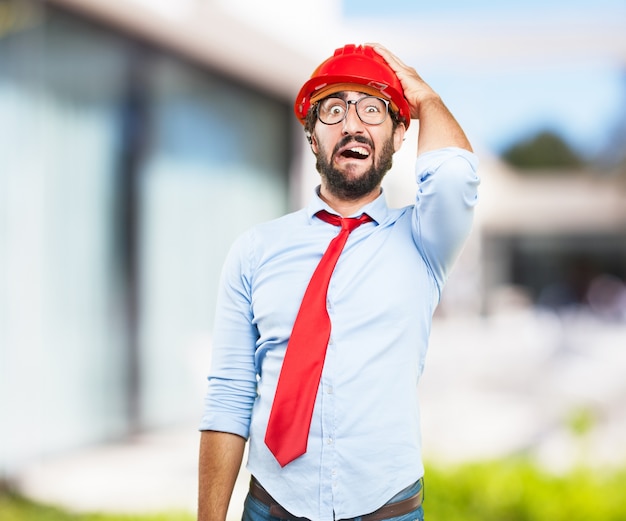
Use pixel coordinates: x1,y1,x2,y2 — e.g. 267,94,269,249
392,123,406,152
309,132,319,154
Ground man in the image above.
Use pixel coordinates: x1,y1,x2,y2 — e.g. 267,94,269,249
198,43,479,521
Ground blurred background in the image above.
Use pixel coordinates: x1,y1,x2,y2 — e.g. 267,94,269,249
1,0,625,518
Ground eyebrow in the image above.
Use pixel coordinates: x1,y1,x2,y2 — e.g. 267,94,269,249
325,92,373,102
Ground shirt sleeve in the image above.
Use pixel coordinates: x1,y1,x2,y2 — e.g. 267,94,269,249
412,147,480,296
199,230,259,439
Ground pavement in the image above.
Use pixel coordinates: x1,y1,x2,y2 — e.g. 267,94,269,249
15,427,214,516
14,310,626,518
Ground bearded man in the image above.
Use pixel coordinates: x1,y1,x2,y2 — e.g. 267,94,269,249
198,43,480,521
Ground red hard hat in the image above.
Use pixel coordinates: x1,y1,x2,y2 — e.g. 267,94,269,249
294,44,411,129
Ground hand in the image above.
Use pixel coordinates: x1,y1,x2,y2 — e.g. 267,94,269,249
367,43,472,153
367,43,441,121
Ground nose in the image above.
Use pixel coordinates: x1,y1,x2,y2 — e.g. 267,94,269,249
342,101,365,134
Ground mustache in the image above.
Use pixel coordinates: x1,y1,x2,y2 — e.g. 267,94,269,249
332,134,374,156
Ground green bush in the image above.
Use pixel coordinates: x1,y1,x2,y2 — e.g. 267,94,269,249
424,458,626,521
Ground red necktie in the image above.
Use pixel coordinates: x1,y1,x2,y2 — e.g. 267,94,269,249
265,210,373,467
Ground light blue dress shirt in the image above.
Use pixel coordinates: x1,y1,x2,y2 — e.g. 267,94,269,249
200,147,480,521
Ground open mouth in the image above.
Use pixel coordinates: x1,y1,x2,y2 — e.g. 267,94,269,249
338,145,371,160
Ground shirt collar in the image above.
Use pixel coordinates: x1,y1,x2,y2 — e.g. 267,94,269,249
305,185,389,225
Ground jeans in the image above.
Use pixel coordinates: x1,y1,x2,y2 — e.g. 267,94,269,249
241,479,424,521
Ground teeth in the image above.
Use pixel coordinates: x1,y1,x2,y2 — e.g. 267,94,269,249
350,147,369,157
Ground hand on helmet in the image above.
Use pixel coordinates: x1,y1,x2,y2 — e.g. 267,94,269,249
366,43,441,121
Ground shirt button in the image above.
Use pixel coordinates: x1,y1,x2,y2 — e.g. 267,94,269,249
327,437,333,445
326,386,333,394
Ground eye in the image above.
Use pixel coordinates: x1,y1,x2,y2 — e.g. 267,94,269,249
326,102,345,116
363,104,380,114
360,98,384,113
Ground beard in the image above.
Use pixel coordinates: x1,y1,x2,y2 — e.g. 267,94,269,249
315,134,395,201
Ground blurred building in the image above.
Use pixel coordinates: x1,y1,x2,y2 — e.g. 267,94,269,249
0,0,315,480
477,155,626,316
2,0,626,490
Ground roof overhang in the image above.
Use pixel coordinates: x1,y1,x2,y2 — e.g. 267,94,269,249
45,0,315,102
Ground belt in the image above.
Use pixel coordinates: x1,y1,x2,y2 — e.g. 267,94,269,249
249,477,424,521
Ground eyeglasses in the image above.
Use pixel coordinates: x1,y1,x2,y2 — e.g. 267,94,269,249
317,96,390,126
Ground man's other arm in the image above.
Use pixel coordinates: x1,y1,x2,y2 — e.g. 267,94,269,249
198,430,246,521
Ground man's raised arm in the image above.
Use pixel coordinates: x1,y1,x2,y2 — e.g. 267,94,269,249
370,44,473,155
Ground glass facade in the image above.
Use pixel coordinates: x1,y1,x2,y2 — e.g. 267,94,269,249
0,1,290,472
138,55,291,428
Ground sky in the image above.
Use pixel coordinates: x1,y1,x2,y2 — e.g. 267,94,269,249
341,0,626,158
343,0,626,16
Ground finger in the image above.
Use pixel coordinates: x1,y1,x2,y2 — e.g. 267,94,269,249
367,43,407,72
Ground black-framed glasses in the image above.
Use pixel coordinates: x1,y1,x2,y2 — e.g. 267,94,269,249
317,96,390,126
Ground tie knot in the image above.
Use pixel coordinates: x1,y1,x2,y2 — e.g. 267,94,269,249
315,210,372,232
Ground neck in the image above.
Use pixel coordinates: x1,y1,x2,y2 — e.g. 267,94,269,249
318,184,381,217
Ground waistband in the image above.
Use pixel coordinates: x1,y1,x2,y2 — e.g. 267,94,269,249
249,476,424,521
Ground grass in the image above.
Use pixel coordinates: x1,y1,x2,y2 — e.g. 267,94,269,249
0,492,194,521
2,458,626,521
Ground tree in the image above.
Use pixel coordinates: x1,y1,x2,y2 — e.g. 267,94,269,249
501,130,584,171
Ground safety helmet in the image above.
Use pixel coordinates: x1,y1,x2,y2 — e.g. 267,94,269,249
294,44,411,129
